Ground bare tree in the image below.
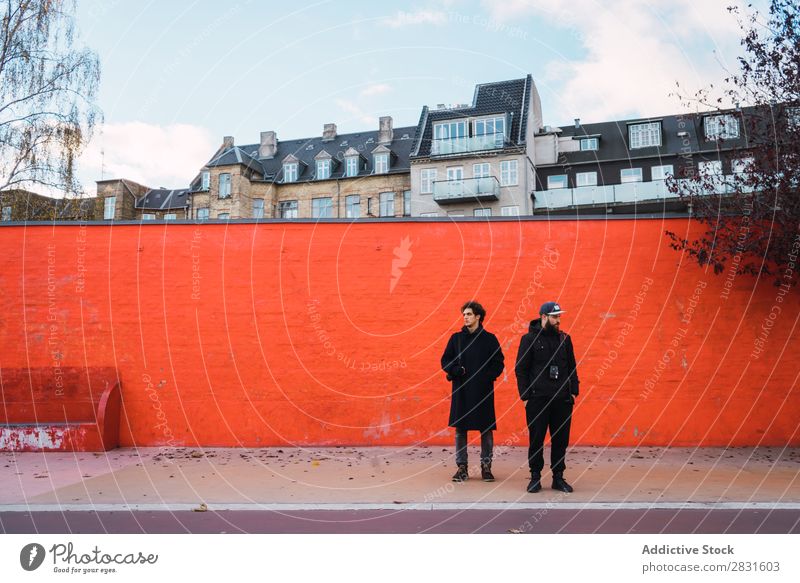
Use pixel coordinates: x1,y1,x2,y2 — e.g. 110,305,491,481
0,0,100,196
666,0,800,287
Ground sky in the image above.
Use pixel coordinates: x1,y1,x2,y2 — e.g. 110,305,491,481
73,0,755,194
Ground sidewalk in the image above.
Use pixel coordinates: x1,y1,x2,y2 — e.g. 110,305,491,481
1,446,798,510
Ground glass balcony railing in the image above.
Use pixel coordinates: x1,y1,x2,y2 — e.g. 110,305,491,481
430,133,505,156
433,176,500,203
535,175,747,210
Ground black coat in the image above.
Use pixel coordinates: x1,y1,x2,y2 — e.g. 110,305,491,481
514,319,580,400
441,325,505,431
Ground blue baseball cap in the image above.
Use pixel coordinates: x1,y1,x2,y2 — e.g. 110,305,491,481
540,301,565,316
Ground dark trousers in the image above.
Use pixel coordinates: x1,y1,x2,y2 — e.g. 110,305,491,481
525,395,573,474
455,428,494,466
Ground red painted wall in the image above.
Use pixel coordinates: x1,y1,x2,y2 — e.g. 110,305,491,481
0,219,797,447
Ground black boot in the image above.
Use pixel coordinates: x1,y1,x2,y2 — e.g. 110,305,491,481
551,473,573,493
526,472,542,493
452,464,469,482
481,463,495,482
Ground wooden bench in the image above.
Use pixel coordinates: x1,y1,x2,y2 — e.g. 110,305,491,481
0,367,121,452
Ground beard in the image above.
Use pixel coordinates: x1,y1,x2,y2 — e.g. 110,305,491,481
543,319,560,333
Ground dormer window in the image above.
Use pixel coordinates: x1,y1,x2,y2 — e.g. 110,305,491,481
628,122,661,149
579,138,599,151
316,159,331,179
345,156,359,177
201,171,210,191
704,114,740,140
283,162,299,183
373,153,389,174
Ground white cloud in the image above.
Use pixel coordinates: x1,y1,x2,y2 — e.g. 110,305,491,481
360,83,393,98
480,0,745,123
335,99,377,126
78,122,215,193
382,9,448,28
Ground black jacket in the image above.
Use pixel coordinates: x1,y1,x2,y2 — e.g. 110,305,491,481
514,319,580,400
441,325,504,431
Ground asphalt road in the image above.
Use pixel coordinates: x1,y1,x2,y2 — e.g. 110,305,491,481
2,508,799,534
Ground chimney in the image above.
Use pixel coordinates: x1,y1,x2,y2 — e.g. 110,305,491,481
223,136,234,149
259,131,277,158
322,123,337,142
574,118,581,129
378,116,393,144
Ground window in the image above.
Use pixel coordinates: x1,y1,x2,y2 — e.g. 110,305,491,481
704,114,740,140
201,171,210,191
699,160,723,175
2,206,12,221
373,153,389,174
433,120,467,140
164,213,177,221
732,157,754,174
312,197,333,218
446,166,463,181
403,190,411,217
420,169,437,193
142,213,155,220
628,122,661,149
283,163,298,183
500,160,518,186
345,195,360,218
651,165,674,181
474,208,491,217
576,171,597,187
547,174,568,189
473,163,491,178
473,116,505,147
219,173,232,197
218,213,230,220
501,205,520,216
279,200,298,219
420,212,438,217
620,168,643,183
345,156,359,177
316,159,331,180
252,199,265,219
447,210,464,217
579,138,599,151
197,208,210,221
379,192,395,217
104,196,116,219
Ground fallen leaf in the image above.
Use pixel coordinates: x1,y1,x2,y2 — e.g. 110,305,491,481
193,503,208,512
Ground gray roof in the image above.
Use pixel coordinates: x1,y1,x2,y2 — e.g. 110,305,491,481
136,188,189,210
541,108,751,167
411,75,533,158
205,126,417,183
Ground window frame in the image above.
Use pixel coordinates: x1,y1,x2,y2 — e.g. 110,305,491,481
501,205,520,216
547,174,568,190
196,208,210,221
201,171,210,191
579,138,599,151
316,159,331,180
620,168,643,183
283,163,298,183
312,197,333,219
651,165,674,181
373,153,389,174
379,192,395,217
345,156,359,177
500,159,518,186
704,114,740,141
279,200,298,219
345,195,360,219
576,171,597,187
420,168,437,194
473,163,491,179
219,173,232,197
473,208,491,217
104,196,117,219
628,122,662,149
252,199,265,219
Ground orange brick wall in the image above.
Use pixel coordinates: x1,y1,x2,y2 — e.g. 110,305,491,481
0,219,797,447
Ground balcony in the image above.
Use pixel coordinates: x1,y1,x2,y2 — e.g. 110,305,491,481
430,133,505,156
433,176,500,204
535,176,741,210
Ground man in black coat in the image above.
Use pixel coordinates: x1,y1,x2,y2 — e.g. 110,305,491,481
515,301,580,493
441,301,505,482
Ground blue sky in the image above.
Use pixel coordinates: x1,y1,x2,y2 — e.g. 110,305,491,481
74,0,753,192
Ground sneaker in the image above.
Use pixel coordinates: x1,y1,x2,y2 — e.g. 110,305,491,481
551,474,574,493
452,464,469,482
481,463,495,482
526,473,542,493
